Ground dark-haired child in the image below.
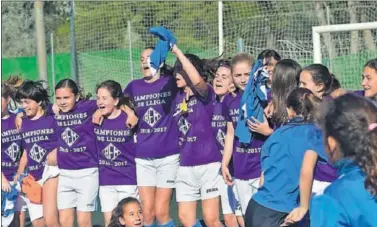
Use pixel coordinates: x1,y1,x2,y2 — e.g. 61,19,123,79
310,94,377,227
109,197,143,227
123,47,179,227
245,88,322,227
55,79,137,227
15,80,60,227
172,44,223,227
95,80,139,227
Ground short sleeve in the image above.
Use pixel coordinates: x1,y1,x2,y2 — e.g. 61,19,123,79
260,139,279,172
310,194,349,227
307,128,328,162
81,100,98,114
124,82,133,97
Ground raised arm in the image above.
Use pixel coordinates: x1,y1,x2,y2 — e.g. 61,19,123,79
171,45,208,98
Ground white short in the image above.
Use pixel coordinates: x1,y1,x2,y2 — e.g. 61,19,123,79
58,167,99,212
21,164,59,221
312,180,331,196
40,164,60,185
234,178,260,215
135,154,179,188
22,194,43,222
176,162,222,202
220,179,242,216
99,185,139,212
19,178,44,222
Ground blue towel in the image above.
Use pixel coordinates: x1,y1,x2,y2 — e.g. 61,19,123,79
148,27,177,77
1,185,19,218
235,60,269,144
148,39,170,76
149,26,177,47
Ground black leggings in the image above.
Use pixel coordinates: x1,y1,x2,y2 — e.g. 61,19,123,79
245,199,301,227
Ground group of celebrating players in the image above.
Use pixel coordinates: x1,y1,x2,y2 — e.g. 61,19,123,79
2,27,377,227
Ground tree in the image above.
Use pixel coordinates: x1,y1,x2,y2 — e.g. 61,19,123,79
1,1,69,57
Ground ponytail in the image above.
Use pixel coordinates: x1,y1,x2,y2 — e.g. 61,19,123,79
287,87,321,122
302,64,342,98
117,95,136,113
323,73,341,97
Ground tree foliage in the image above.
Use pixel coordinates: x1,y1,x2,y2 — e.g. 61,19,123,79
2,1,376,58
1,1,69,57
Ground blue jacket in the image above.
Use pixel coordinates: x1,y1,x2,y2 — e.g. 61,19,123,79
310,158,377,227
235,60,269,143
252,117,324,213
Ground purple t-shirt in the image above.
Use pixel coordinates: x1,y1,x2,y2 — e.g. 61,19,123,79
314,162,337,182
174,85,222,166
1,114,23,181
313,96,340,182
21,115,58,181
308,132,337,182
353,90,365,96
124,76,180,159
94,112,137,186
55,100,98,170
223,92,267,180
211,100,227,155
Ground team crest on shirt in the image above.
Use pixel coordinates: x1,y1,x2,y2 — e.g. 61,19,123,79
143,107,161,127
178,116,191,136
29,143,47,163
61,127,79,147
5,142,20,162
216,129,226,147
102,143,121,161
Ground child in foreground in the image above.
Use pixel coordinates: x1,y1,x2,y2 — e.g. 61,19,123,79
310,94,377,227
109,197,143,227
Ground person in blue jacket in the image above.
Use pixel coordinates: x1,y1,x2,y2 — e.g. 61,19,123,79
244,87,322,227
309,93,377,227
